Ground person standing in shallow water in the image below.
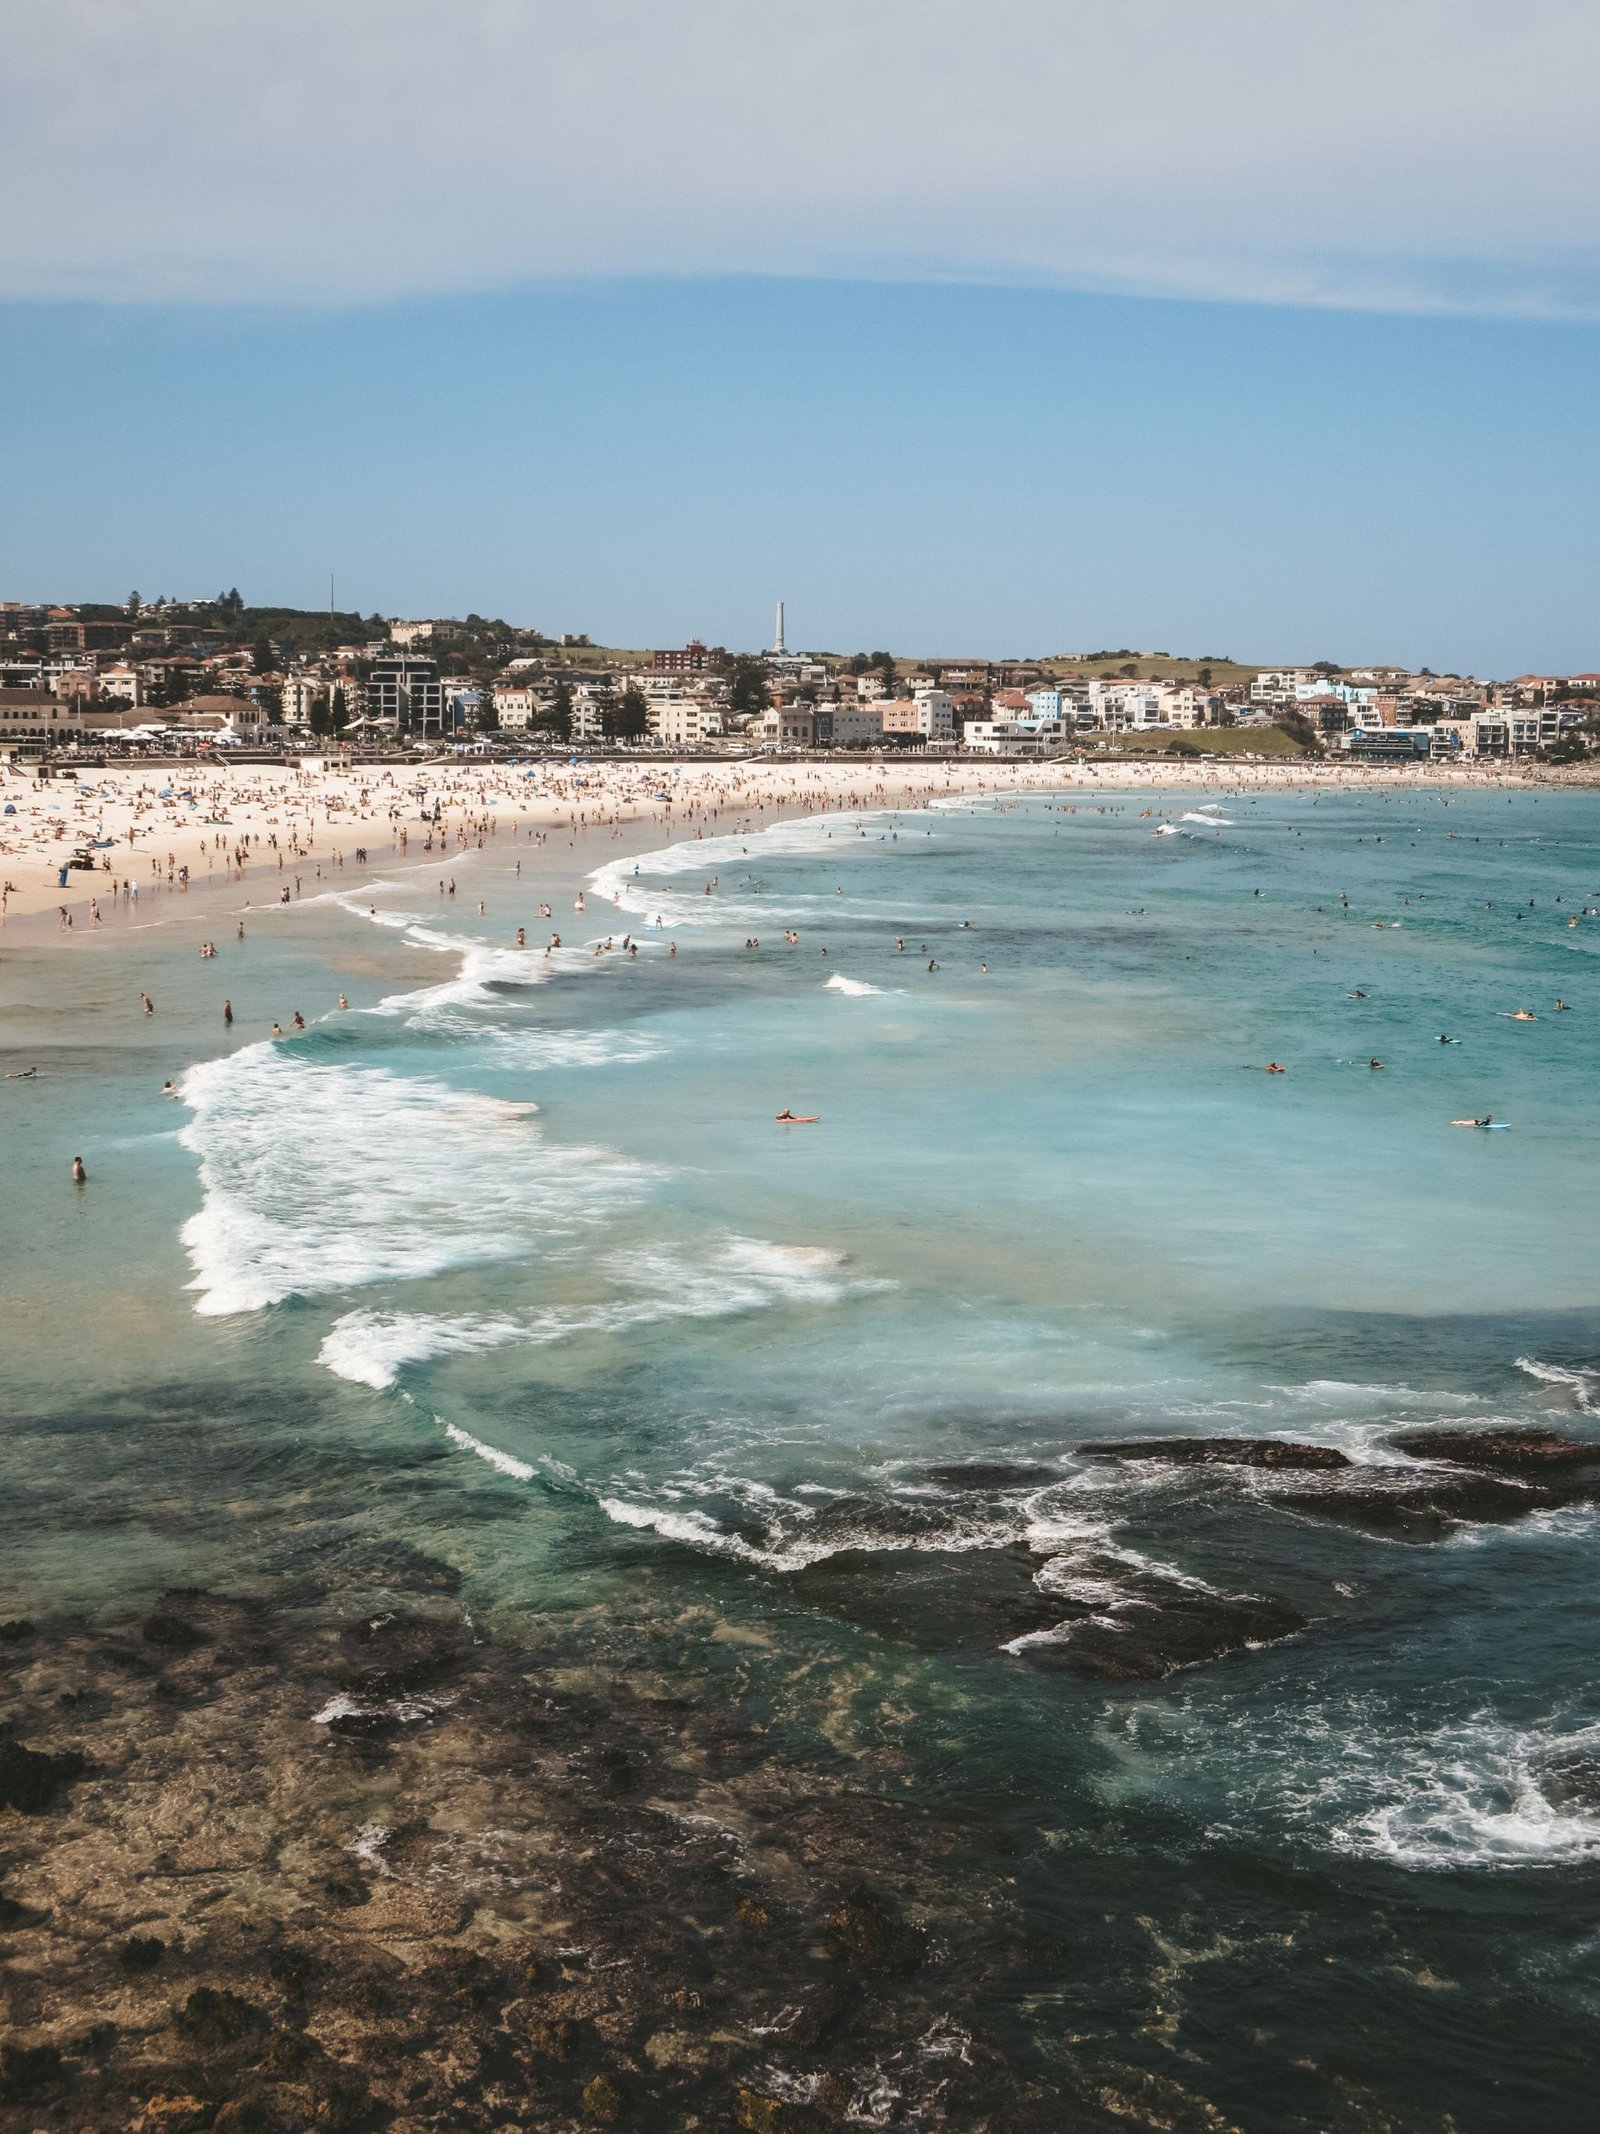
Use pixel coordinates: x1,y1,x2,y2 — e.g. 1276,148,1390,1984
70,1156,87,1186
222,999,233,1026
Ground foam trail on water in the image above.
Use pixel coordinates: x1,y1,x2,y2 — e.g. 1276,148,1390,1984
442,1420,536,1482
825,974,883,996
315,1238,888,1389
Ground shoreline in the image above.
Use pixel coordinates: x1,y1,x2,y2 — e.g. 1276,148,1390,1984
0,752,1575,942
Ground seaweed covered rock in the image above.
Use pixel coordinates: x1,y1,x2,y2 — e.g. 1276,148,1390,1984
0,1737,86,1813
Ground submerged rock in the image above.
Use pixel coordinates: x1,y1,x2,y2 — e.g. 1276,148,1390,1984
1536,1753,1600,1813
1387,1425,1600,1474
922,1461,1060,1490
1081,1436,1351,1470
1272,1468,1567,1540
0,2040,65,2104
0,1737,86,1813
1013,1563,1306,1682
825,1882,924,1972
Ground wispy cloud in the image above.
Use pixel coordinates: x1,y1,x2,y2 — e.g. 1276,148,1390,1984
7,1,1599,315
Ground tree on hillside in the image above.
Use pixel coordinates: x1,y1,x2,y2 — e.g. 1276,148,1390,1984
252,634,277,673
726,656,770,718
606,683,649,744
1276,709,1322,753
537,679,574,743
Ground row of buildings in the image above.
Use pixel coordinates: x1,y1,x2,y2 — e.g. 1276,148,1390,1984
1,603,1595,760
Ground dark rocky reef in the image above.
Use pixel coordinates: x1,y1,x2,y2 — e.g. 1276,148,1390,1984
1078,1428,1600,1541
1078,1437,1351,1471
1386,1425,1600,1474
0,1579,1157,2132
790,1537,1305,1683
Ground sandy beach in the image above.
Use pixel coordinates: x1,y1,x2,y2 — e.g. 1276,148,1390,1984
0,750,1556,933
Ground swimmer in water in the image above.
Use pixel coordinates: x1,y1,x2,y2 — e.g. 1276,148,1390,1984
1451,1115,1495,1128
162,1079,178,1098
1369,1058,1384,1070
271,1021,283,1039
71,1155,87,1184
5,1067,37,1079
1264,1062,1287,1074
223,999,233,1025
1347,990,1367,1000
1509,1009,1537,1021
774,1109,820,1123
1438,1034,1456,1044
292,1011,305,1031
1555,998,1572,1011
338,994,348,1011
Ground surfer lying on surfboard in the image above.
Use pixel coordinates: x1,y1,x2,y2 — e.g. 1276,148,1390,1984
775,1109,821,1123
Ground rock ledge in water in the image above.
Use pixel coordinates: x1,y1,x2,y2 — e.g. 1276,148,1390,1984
1081,1436,1351,1470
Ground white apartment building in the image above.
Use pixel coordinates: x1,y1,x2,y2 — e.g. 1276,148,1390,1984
964,719,1072,756
651,702,725,747
1250,669,1329,703
755,706,815,748
98,663,143,706
492,687,539,729
277,675,323,725
1088,679,1165,729
1159,686,1223,730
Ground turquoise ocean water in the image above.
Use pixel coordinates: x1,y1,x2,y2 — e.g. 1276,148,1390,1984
4,782,1600,2127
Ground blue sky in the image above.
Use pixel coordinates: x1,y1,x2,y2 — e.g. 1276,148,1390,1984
5,2,1599,672
3,281,1595,673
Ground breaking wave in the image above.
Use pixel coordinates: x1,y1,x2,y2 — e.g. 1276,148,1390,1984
178,1046,649,1315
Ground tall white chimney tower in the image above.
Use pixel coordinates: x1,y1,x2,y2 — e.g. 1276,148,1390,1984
772,600,786,655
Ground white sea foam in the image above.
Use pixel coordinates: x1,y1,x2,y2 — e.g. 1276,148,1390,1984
824,974,883,996
315,1237,881,1390
588,811,887,928
441,1420,536,1481
319,1309,527,1388
1515,1357,1600,1412
1322,1714,1600,1869
178,1046,648,1315
594,1457,1127,1579
486,1027,666,1071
